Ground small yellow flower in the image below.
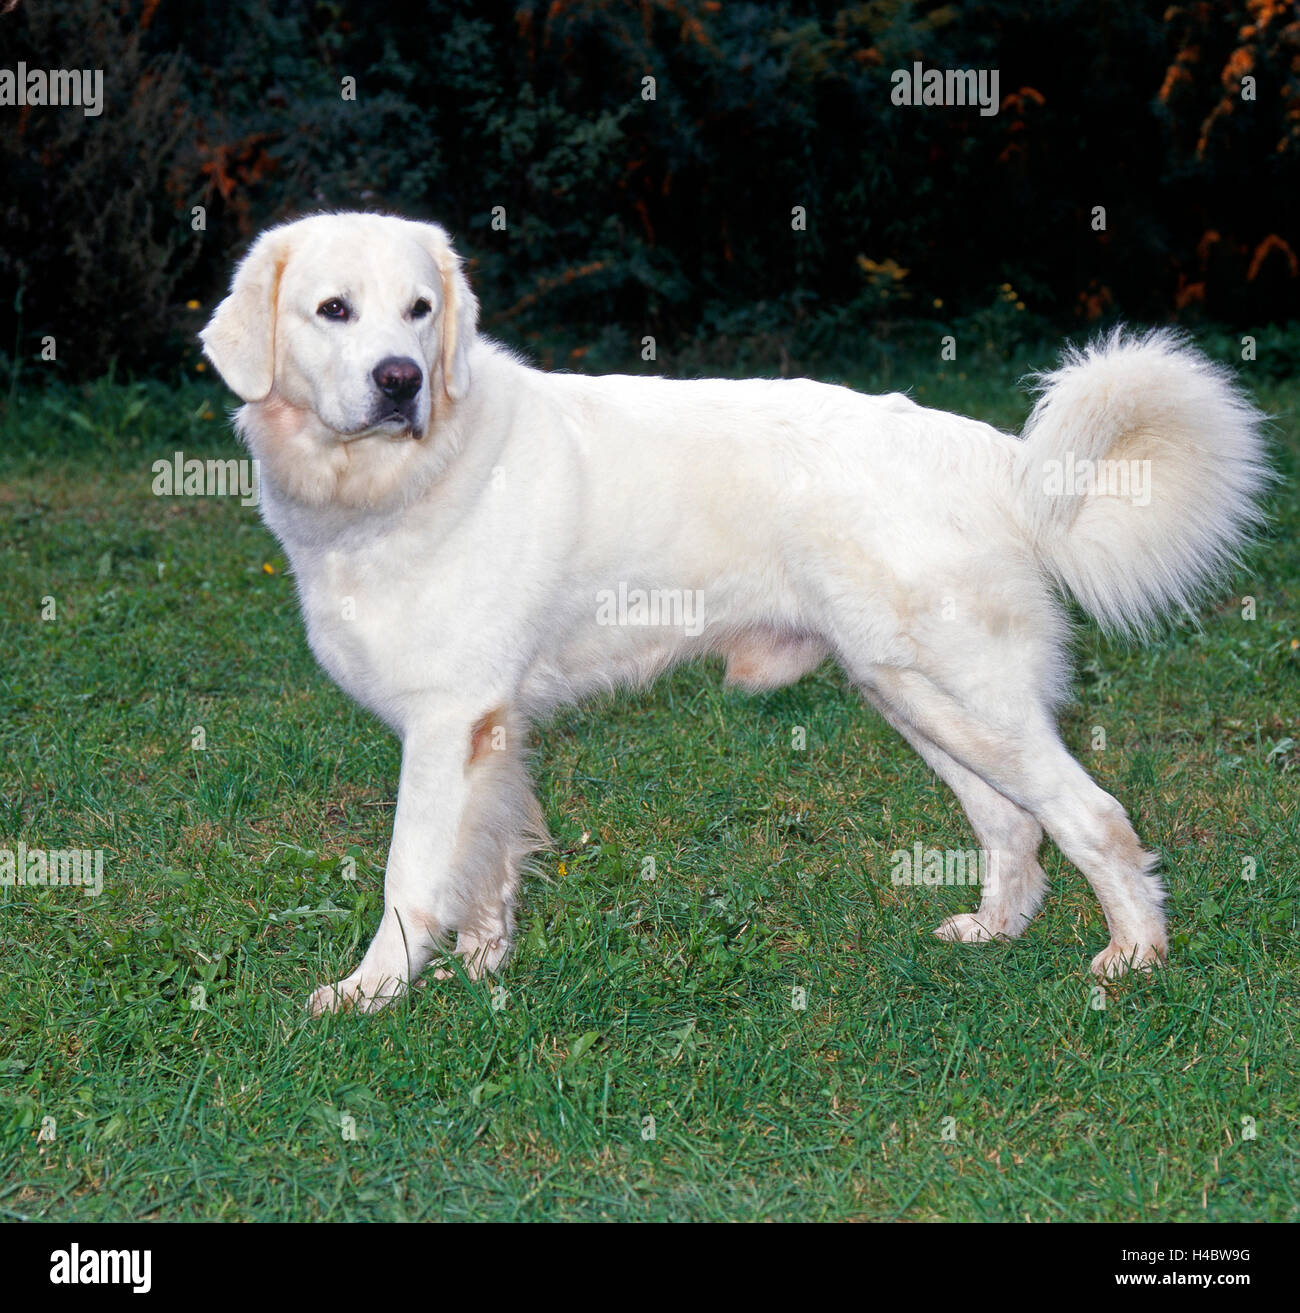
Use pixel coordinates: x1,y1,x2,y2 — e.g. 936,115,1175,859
186,299,200,310
933,298,944,309
195,361,206,372
557,861,568,876
1291,638,1299,650
1016,301,1026,311
262,562,275,575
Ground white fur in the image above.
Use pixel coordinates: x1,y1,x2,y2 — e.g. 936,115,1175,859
1017,327,1270,636
200,213,1269,1012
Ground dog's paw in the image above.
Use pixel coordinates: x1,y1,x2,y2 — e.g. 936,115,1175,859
306,970,407,1016
1090,940,1166,979
934,912,1006,943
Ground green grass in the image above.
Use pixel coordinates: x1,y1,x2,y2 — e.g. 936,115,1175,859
0,345,1297,1222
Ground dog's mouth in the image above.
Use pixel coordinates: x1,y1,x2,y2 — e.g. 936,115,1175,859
341,414,420,443
377,411,418,436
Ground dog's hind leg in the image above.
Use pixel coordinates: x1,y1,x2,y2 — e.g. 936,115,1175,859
861,668,1166,977
864,689,1047,941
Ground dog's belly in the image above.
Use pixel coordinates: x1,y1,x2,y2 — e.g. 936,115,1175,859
516,620,831,717
517,626,705,711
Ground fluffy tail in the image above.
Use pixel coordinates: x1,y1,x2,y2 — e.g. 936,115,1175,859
1016,328,1271,636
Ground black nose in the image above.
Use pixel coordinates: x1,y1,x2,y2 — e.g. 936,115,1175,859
372,356,422,404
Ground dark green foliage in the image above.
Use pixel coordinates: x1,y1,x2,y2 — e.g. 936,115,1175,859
1,1,1298,380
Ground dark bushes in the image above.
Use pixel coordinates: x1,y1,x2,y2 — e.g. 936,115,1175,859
1,0,1297,381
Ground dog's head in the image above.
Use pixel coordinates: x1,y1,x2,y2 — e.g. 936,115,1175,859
200,212,478,506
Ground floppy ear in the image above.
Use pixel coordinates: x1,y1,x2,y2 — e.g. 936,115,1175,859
199,227,291,402
415,224,479,402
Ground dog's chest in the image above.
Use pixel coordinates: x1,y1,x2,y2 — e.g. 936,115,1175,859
293,549,414,714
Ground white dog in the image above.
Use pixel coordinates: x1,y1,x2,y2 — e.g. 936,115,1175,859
200,212,1268,1013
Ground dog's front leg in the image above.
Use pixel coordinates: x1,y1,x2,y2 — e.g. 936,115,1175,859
307,713,479,1015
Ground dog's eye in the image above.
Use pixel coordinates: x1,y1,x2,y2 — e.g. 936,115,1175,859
410,298,432,320
317,298,350,322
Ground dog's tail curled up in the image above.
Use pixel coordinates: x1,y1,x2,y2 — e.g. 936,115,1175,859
1015,328,1272,636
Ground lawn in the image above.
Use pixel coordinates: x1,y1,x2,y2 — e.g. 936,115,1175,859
0,342,1296,1221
